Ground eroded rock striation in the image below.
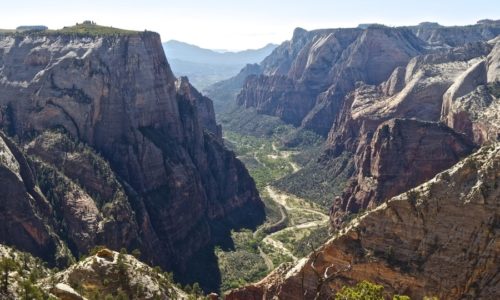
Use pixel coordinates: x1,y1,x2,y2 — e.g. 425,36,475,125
234,21,499,137
330,118,475,229
228,143,500,300
0,28,264,289
327,40,497,226
237,26,424,135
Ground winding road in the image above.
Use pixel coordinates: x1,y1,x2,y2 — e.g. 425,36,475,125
228,135,329,269
256,143,328,263
261,186,328,262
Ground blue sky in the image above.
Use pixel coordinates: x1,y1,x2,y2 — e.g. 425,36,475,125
2,0,499,50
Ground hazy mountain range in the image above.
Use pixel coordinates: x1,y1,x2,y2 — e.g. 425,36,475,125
163,40,277,90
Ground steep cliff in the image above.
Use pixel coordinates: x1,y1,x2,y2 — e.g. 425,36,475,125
227,143,500,300
236,26,424,135
232,21,499,137
441,38,500,144
0,25,264,290
330,119,475,229
325,40,495,226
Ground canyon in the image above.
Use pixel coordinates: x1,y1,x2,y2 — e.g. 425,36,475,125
0,17,498,299
0,24,264,292
213,19,500,299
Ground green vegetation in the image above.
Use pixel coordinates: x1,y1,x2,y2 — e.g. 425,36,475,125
259,242,293,266
216,108,336,291
225,131,294,189
0,22,142,38
218,107,289,137
487,81,500,98
275,151,354,208
292,225,330,257
0,257,17,293
0,247,54,300
216,229,268,291
30,130,127,209
335,281,411,300
55,22,140,36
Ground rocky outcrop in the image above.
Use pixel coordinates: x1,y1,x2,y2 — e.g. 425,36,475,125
176,76,222,139
41,248,190,299
228,21,499,139
205,63,262,112
0,132,70,265
236,26,424,135
24,130,141,257
409,20,500,47
0,26,264,289
237,75,316,125
0,243,192,300
441,40,500,144
330,119,475,229
326,42,491,226
227,143,500,300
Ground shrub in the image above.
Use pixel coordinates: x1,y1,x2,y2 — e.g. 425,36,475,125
96,248,115,261
335,281,411,300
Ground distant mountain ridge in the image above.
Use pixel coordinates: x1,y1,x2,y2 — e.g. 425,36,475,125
163,40,277,90
163,40,278,65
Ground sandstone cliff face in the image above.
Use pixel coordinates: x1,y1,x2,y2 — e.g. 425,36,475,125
176,76,222,139
330,119,475,229
0,131,70,265
324,42,492,226
205,63,263,113
237,75,316,125
441,39,500,144
233,21,499,138
409,20,500,47
228,143,500,300
236,26,424,135
0,30,264,286
25,130,141,257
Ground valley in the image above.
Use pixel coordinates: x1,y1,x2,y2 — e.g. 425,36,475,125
215,127,332,292
0,14,498,299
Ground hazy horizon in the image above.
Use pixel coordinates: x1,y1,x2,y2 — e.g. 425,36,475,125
2,0,499,50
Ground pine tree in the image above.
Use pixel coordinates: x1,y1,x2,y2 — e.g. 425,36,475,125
0,257,17,293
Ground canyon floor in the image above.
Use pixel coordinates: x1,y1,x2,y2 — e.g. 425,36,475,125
216,127,331,292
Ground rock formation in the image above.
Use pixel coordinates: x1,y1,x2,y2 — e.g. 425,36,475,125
227,143,500,299
41,248,190,299
0,25,264,290
0,243,193,299
441,39,500,144
222,21,500,298
409,20,500,47
231,21,497,135
236,26,425,135
326,40,495,226
330,119,475,229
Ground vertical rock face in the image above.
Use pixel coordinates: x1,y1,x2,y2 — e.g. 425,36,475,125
230,21,499,138
176,76,222,139
0,29,264,283
228,143,500,300
224,21,500,299
330,119,475,228
441,39,500,144
323,41,493,227
237,75,316,125
236,26,424,135
0,132,65,264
